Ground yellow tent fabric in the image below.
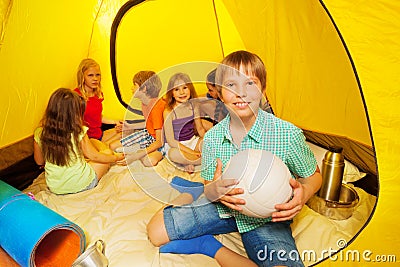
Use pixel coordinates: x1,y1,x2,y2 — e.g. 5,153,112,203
0,0,399,265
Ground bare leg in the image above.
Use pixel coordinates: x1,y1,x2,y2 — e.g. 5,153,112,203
147,193,194,247
168,148,201,164
102,129,121,145
88,138,113,180
201,119,214,132
141,151,163,167
109,139,122,151
90,138,109,152
147,195,257,267
168,148,200,174
194,138,203,152
183,164,195,173
88,161,111,180
214,246,257,267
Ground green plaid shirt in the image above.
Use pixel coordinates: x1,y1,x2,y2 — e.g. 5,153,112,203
201,109,317,233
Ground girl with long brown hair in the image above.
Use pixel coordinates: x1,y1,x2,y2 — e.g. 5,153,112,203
33,88,124,194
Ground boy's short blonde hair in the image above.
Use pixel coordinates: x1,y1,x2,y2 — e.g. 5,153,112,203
215,50,266,95
133,71,162,98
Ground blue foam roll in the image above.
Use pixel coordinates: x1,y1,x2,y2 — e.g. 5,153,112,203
0,180,86,267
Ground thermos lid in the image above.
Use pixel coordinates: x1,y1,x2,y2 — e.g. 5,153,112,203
324,146,344,164
328,146,343,153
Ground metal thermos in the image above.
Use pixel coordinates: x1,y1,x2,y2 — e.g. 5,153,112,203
318,146,345,201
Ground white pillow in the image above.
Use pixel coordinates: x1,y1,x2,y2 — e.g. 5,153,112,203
306,142,366,183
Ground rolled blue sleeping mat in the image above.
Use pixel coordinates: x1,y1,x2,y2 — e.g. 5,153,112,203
0,180,86,267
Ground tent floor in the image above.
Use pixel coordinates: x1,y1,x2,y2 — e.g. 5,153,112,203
0,155,43,191
349,173,378,196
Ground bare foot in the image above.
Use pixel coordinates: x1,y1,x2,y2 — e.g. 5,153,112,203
184,164,195,174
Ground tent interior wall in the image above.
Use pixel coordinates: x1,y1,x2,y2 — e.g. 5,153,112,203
0,0,399,266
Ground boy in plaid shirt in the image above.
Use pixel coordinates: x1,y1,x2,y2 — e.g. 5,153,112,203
110,71,165,167
147,51,322,266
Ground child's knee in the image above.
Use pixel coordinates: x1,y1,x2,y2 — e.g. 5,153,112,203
109,140,121,151
142,154,162,167
142,158,156,167
100,148,113,155
147,212,168,247
168,148,180,161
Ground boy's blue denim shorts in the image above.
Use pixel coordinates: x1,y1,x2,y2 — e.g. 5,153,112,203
163,197,304,267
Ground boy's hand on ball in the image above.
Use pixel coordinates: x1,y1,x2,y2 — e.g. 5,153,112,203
219,191,246,211
271,178,304,222
204,159,245,210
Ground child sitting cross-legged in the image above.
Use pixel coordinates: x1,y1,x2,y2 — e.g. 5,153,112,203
110,71,166,167
162,73,207,173
33,88,125,195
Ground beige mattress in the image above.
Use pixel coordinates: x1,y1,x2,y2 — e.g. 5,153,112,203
23,159,376,266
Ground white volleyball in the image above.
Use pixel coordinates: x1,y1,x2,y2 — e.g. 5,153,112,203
222,149,293,218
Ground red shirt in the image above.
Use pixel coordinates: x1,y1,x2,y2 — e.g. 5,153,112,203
74,88,103,139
